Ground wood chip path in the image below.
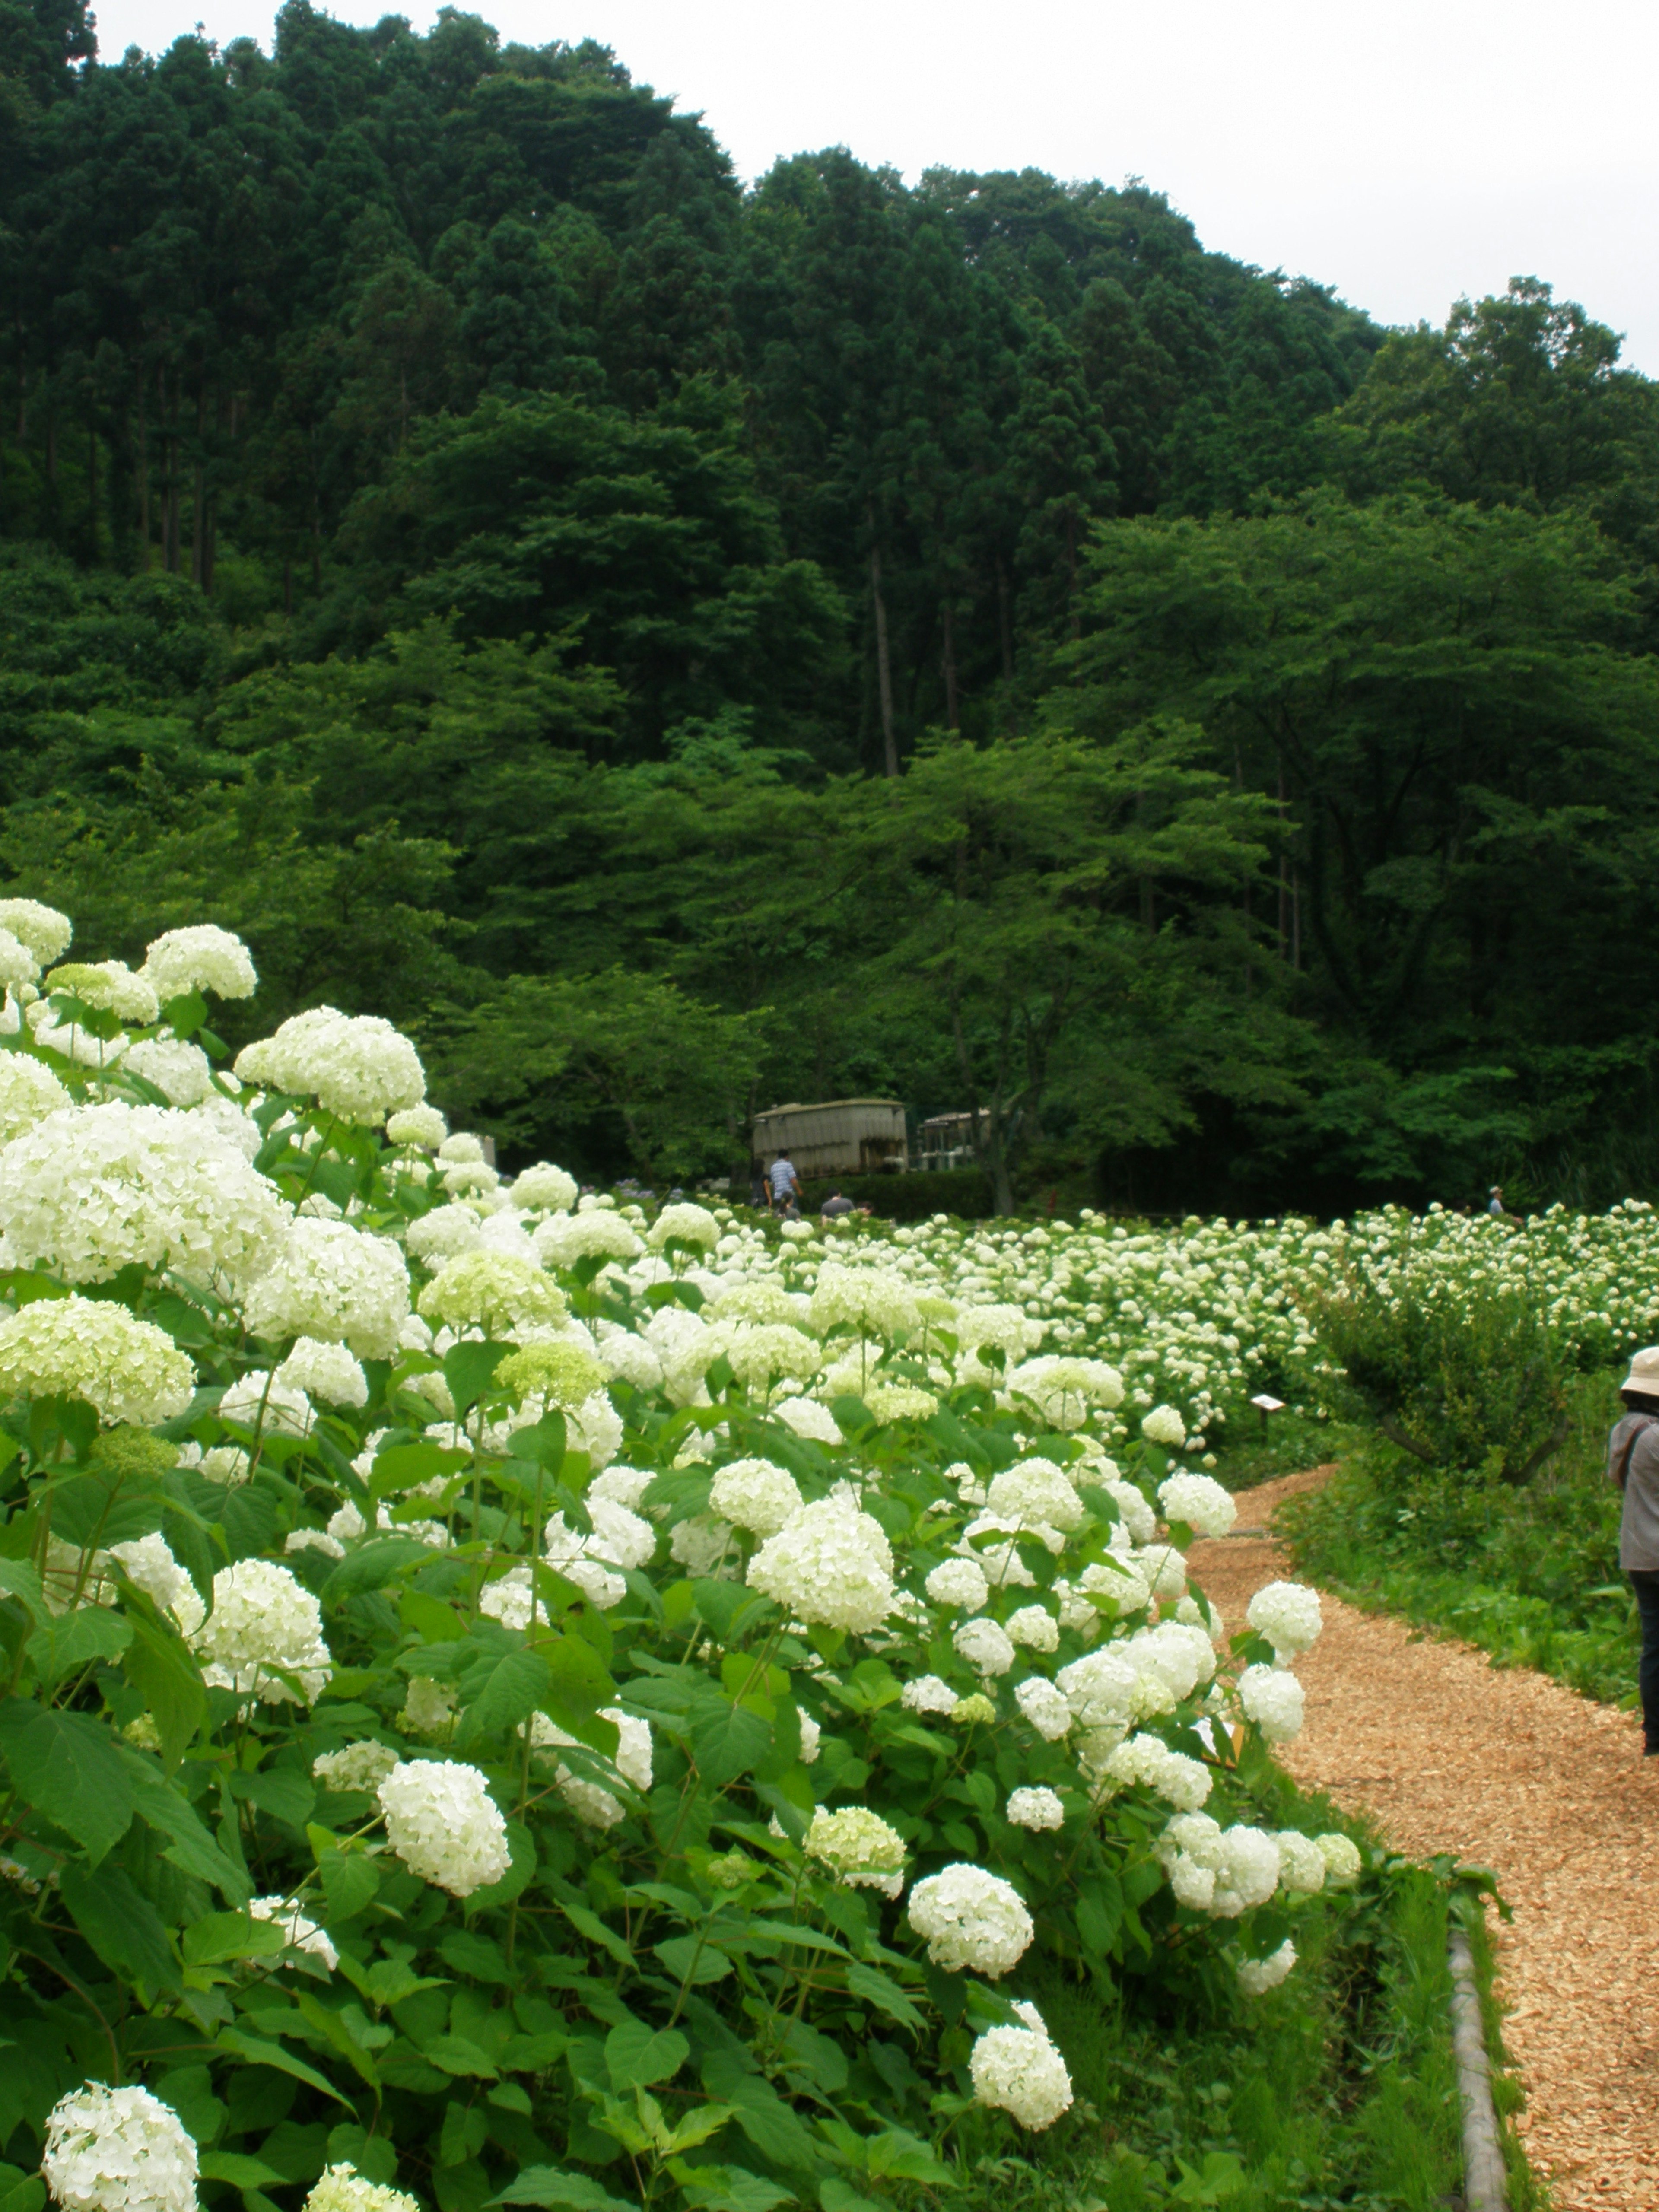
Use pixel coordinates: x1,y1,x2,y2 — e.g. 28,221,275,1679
1187,1468,1659,2209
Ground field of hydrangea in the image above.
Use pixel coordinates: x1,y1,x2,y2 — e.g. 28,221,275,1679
0,896,1633,2212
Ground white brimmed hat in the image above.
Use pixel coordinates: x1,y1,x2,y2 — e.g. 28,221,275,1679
1623,1347,1659,1396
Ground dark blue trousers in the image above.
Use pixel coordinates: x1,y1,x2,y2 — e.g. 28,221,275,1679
1630,1569,1659,1748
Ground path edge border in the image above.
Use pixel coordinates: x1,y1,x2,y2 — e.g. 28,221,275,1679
1448,1922,1507,2211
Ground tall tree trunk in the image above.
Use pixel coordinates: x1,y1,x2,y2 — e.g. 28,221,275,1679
86,412,97,558
995,555,1014,682
867,501,897,778
283,558,293,616
941,598,959,731
190,382,206,587
1276,763,1289,964
1065,511,1080,640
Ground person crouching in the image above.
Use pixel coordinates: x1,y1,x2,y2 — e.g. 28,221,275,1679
1610,1344,1659,1757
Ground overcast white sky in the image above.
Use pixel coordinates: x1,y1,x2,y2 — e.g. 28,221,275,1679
90,0,1659,372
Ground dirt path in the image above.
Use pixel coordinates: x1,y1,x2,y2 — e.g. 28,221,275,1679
1188,1468,1659,2210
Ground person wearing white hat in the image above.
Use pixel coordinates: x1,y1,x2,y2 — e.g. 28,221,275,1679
1609,1345,1659,1756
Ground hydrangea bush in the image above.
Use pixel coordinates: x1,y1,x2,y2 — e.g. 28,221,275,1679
0,904,1419,2212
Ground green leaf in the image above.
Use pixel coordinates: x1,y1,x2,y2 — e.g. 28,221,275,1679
0,1560,44,1617
556,1896,632,1966
121,1607,207,1769
689,1698,773,1788
422,2035,499,2080
1075,1879,1122,1957
462,1818,535,1910
443,1341,509,1418
197,2156,287,2191
440,1931,511,1985
369,1442,471,1504
539,1634,616,1735
673,2167,795,2212
456,1647,550,1748
663,2107,736,2156
654,1938,732,1986
819,2185,883,2212
60,1862,180,1990
51,1472,165,1550
604,2021,688,2092
841,1962,925,2032
489,2170,635,2212
185,1912,289,1966
230,1768,316,1830
701,2062,819,2173
124,1751,251,1904
322,1539,434,1604
319,1854,380,1923
507,1413,568,1470
27,1604,131,1686
215,2028,353,2108
0,1698,134,1863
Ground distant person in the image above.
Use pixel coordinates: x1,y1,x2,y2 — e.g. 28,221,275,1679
777,1194,802,1222
822,1188,854,1219
749,1168,767,1209
1609,1345,1659,1758
768,1152,799,1210
1487,1185,1506,1217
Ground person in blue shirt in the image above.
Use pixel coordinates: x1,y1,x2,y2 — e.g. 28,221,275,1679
767,1153,799,1208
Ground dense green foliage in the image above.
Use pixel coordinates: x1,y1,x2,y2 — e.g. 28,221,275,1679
10,0,1659,1205
1281,1374,1636,1708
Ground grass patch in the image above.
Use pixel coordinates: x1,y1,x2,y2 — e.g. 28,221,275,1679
972,1780,1468,2211
1278,1371,1638,1710
1207,1410,1361,1493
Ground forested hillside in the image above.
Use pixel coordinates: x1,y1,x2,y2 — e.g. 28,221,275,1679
6,0,1659,1210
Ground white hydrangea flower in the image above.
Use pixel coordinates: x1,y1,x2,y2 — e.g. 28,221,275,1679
1056,1647,1140,1732
925,1558,989,1610
804,1807,906,1896
1005,1786,1065,1831
276,1337,368,1408
1246,1580,1323,1660
1100,1732,1211,1813
0,1100,284,1284
218,1370,315,1441
1004,1603,1059,1653
418,1249,566,1339
900,1674,959,1715
907,1863,1034,1977
200,1446,251,1486
531,1708,652,1828
1158,1814,1281,1918
47,960,158,1023
954,1615,1017,1677
648,1202,720,1251
535,1210,643,1268
969,2009,1074,2129
119,1038,214,1108
1157,1471,1237,1538
709,1457,804,1536
588,1465,654,1511
0,1296,194,1426
1141,1405,1188,1448
405,1204,485,1265
141,925,257,1003
1103,1479,1157,1544
1239,1662,1306,1744
312,1741,400,1793
1006,1353,1124,1427
986,1458,1085,1534
808,1264,920,1342
1014,1675,1074,1741
302,2165,420,2212
386,1106,448,1151
398,1676,457,1737
42,2082,199,2212
668,1515,734,1577
0,898,71,966
102,1532,195,1624
747,1494,894,1632
510,1161,578,1212
769,1394,843,1446
377,1758,509,1895
235,1007,425,1126
1275,1831,1327,1895
1317,1832,1363,1888
798,1713,822,1763
1237,1939,1297,1996
188,1559,331,1704
249,1894,340,1971
0,1051,70,1141
245,1217,412,1357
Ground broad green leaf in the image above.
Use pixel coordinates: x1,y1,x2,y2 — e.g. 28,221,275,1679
604,2021,688,2092
462,1818,535,1910
422,2035,498,2079
230,1768,316,1830
215,2027,353,2107
1075,1879,1122,1957
663,2107,735,2156
443,1341,509,1418
319,1854,379,1922
654,1938,732,1986
440,1931,511,1984
369,1442,471,1504
556,1896,632,1966
322,1539,434,1604
701,2060,819,2171
456,1647,550,1747
489,2170,634,2212
819,2185,883,2212
198,2156,286,2190
0,1698,134,1863
842,1963,925,2033
689,1698,773,1788
124,1752,251,1903
28,1604,131,1686
121,1607,207,1769
0,1560,44,1616
672,2167,795,2212
185,1912,289,1966
60,1862,180,1991
51,1472,165,1550
539,1633,616,1734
